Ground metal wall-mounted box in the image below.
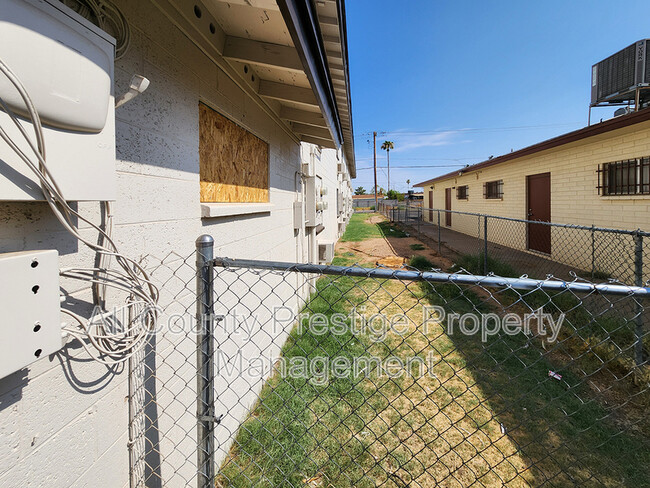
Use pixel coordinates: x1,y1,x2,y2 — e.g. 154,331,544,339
301,145,321,178
293,200,303,231
318,240,335,264
0,0,116,201
0,250,62,379
305,175,323,227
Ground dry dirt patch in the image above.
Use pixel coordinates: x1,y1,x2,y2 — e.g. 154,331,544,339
337,235,453,270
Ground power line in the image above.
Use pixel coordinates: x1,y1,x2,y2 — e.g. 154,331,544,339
354,157,484,162
356,164,466,170
354,122,580,139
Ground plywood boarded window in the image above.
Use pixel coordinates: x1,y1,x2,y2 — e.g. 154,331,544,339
199,103,269,203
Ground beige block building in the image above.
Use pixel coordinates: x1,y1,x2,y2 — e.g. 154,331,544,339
415,109,650,278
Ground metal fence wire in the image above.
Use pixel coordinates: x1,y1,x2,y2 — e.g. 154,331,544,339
127,248,200,487
378,202,650,287
127,238,650,488
208,256,650,488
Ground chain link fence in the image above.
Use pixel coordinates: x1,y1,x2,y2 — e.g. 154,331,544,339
127,249,199,487
126,237,650,487
211,256,650,487
378,202,650,286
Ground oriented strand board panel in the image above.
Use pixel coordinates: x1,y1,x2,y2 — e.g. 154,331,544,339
199,103,269,203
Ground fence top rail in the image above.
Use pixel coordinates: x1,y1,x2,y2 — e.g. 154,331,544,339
212,257,650,297
394,205,650,236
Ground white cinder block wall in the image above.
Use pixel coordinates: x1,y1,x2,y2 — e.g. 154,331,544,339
307,144,353,248
300,143,353,264
0,1,352,486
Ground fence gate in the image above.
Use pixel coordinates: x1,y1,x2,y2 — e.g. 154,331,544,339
130,237,650,487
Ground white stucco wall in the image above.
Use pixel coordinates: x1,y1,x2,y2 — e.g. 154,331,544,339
0,1,352,486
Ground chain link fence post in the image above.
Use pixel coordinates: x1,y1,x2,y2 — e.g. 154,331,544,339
634,230,645,368
196,235,215,488
483,215,489,275
591,225,596,280
437,210,441,254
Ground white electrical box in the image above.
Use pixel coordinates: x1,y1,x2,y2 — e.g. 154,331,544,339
0,0,116,201
318,241,335,264
0,250,62,379
301,145,321,178
305,175,324,227
293,200,303,231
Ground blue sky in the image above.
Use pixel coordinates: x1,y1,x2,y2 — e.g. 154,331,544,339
346,0,650,193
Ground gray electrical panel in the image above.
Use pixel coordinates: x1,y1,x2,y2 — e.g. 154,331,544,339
0,250,61,379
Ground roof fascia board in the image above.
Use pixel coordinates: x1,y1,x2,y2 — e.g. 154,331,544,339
277,0,344,149
335,0,355,177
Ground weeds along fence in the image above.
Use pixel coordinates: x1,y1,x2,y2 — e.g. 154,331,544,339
129,236,650,487
378,201,650,286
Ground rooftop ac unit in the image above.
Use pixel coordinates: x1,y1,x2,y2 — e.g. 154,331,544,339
591,39,650,105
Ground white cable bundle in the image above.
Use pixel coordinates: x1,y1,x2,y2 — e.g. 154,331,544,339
62,0,131,59
0,58,159,365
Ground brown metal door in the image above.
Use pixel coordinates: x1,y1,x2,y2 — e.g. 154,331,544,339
445,188,452,226
428,190,434,221
527,172,551,254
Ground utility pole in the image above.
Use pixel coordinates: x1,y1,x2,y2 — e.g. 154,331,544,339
387,149,390,192
373,131,378,210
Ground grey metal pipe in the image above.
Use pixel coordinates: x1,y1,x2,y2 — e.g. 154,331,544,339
634,232,645,366
196,235,215,488
212,257,650,297
437,210,441,254
483,215,488,275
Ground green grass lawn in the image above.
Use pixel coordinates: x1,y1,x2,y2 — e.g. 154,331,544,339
340,213,407,242
216,218,650,487
217,255,371,487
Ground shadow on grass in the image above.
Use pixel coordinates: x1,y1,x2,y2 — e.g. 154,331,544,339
376,220,408,239
418,278,650,487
